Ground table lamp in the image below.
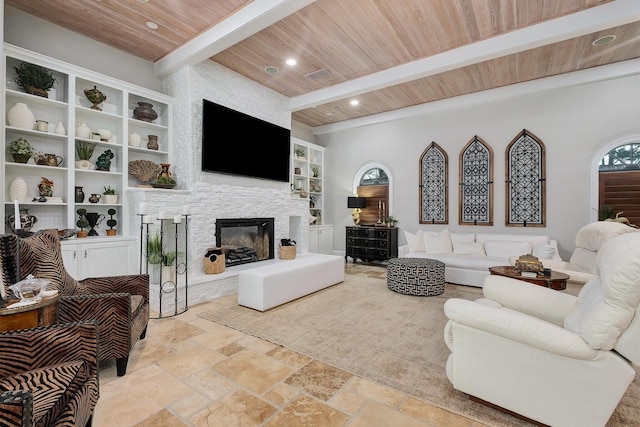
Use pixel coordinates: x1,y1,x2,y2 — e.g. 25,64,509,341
348,196,367,226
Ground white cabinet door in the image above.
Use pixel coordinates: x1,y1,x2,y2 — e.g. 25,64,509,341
309,225,333,254
61,238,136,279
61,245,80,279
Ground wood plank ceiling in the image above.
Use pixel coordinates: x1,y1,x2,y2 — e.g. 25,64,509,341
6,0,640,129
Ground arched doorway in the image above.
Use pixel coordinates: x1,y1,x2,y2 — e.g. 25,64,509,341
590,134,640,225
352,163,393,225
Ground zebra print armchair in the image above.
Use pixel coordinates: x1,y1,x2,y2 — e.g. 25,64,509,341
0,321,99,427
0,230,149,376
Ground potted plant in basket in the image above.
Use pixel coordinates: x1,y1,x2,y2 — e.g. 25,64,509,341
102,185,117,204
8,137,35,163
76,208,89,238
14,62,56,98
75,141,97,170
106,208,117,236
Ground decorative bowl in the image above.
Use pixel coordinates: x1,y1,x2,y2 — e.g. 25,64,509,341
58,228,77,240
9,275,49,303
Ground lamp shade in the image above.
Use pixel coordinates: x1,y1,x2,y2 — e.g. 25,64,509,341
348,197,367,209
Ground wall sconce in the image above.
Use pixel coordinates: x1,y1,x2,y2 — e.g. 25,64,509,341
348,196,367,226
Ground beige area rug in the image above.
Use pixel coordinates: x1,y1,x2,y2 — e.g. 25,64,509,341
199,272,639,427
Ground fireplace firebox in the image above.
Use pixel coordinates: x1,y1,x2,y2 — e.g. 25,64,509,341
215,218,275,266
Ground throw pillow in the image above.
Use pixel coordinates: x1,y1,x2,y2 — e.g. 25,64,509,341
452,241,485,256
450,232,475,244
404,230,424,252
423,229,453,254
532,241,556,260
484,240,532,258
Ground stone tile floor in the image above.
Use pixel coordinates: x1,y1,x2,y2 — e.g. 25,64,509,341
94,263,490,426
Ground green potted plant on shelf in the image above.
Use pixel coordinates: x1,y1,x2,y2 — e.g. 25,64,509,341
8,137,35,163
295,148,305,159
106,208,117,236
75,141,97,170
76,208,89,238
14,62,56,98
311,166,320,178
154,176,176,188
102,185,117,204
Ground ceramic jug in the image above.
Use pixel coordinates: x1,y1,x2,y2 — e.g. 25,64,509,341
55,122,66,135
88,193,101,204
45,154,64,167
76,122,91,139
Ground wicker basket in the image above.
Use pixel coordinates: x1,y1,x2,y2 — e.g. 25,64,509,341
279,245,296,260
204,253,226,274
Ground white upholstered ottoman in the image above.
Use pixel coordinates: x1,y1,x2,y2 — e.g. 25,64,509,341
237,253,345,311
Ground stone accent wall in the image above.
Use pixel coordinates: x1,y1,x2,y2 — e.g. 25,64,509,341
126,60,311,310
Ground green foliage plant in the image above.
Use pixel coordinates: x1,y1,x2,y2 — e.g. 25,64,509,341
76,208,89,230
155,176,176,185
146,232,183,266
107,208,117,229
14,62,56,96
76,141,97,160
8,137,34,156
103,185,116,195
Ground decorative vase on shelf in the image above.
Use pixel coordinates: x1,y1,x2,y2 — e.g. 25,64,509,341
129,132,141,147
5,208,38,233
133,102,158,123
76,122,91,139
10,177,29,202
88,194,101,204
75,160,93,170
147,135,159,150
84,85,107,111
12,153,31,164
7,102,35,130
75,186,85,203
55,121,66,135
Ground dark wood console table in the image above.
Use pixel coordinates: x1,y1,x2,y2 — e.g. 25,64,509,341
346,226,398,263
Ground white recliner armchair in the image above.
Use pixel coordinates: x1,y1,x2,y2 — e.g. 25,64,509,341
538,221,638,284
444,231,640,427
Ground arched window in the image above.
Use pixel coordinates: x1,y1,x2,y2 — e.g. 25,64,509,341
420,142,448,224
352,164,393,225
505,129,546,227
459,135,493,225
599,143,640,171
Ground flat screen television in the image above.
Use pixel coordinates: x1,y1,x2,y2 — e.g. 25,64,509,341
201,99,291,182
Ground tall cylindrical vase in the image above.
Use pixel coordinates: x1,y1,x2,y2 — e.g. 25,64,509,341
9,177,29,202
7,102,35,130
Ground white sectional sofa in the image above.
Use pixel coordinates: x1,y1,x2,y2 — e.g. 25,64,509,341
398,229,562,287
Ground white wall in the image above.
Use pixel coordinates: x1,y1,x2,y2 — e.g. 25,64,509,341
317,74,640,260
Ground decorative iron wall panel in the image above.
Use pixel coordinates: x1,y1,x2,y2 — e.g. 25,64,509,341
459,135,493,225
505,129,546,226
420,142,448,224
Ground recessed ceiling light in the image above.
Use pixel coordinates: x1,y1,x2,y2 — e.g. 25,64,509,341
264,66,279,75
592,35,616,46
331,104,343,110
137,0,149,3
285,58,297,66
146,21,158,30
350,100,359,106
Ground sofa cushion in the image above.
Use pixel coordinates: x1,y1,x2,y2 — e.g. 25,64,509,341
404,230,425,252
484,240,532,258
450,232,475,244
564,232,640,350
423,229,452,254
575,221,637,252
476,233,548,246
452,241,485,256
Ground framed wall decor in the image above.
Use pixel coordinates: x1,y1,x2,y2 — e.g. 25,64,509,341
419,142,448,224
459,135,493,225
505,129,546,227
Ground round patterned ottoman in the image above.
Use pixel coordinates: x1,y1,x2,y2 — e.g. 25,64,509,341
386,258,445,296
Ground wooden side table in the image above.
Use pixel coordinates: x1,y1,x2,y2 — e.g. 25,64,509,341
0,295,60,332
488,266,569,290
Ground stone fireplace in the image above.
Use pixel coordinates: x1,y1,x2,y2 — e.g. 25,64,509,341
215,218,275,266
